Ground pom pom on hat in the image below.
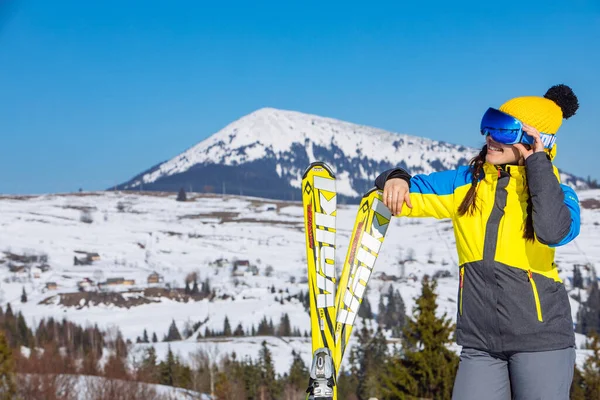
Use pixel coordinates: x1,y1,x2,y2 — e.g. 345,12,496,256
544,84,579,119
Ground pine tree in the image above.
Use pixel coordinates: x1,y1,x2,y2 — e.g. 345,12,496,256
573,265,584,289
286,350,308,396
576,279,600,335
152,332,158,343
223,317,232,337
139,346,159,383
16,312,33,348
381,275,458,400
377,286,406,337
258,340,281,399
268,318,275,335
192,280,199,295
165,319,182,342
201,278,211,296
20,287,27,303
337,367,359,400
159,346,176,386
349,321,388,400
257,316,270,336
0,331,16,399
184,281,191,295
277,313,292,337
581,331,600,398
358,290,373,319
143,329,149,343
234,323,245,337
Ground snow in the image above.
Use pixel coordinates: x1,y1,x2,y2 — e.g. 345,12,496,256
1,188,599,376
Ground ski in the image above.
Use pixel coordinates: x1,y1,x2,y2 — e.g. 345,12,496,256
333,187,392,371
302,162,338,400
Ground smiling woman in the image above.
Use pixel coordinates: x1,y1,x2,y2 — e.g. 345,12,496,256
375,84,582,400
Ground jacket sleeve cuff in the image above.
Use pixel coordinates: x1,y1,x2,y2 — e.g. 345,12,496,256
374,168,412,190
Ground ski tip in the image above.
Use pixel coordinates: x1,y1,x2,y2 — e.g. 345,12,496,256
302,162,336,179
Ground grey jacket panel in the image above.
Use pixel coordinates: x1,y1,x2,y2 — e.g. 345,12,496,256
457,260,575,353
525,152,573,245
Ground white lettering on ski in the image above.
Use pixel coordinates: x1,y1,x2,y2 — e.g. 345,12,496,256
314,177,336,309
338,196,391,326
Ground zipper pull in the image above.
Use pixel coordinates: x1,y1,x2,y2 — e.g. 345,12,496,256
497,166,501,178
528,269,533,280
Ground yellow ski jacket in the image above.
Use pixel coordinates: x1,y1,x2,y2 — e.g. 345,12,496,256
375,152,580,352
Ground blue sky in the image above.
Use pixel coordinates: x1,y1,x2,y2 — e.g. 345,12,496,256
1,0,599,194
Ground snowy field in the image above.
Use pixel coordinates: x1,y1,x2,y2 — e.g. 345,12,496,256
1,189,599,375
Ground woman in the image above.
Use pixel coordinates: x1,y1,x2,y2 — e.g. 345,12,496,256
375,84,580,400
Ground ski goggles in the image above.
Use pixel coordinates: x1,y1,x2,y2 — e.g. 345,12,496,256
480,107,556,149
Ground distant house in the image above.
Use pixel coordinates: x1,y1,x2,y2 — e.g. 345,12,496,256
74,251,100,266
45,282,58,290
234,260,250,268
232,260,258,277
106,278,125,285
39,264,51,272
74,256,92,266
103,277,135,286
8,264,26,273
147,272,163,284
214,258,228,267
77,278,94,290
32,267,42,279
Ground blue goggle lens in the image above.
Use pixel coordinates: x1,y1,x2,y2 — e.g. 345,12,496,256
480,107,556,149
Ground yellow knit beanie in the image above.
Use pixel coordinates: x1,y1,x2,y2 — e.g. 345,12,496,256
498,84,579,159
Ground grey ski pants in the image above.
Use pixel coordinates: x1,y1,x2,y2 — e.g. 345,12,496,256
452,347,576,400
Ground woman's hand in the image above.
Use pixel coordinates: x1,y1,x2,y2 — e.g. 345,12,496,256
382,178,412,215
514,123,546,160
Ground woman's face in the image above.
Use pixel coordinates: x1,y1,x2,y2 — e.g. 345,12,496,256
485,135,524,166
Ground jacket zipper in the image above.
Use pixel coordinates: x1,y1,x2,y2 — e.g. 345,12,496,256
459,266,465,316
528,270,543,322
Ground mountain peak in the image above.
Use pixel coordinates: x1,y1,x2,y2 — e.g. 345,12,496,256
116,108,589,200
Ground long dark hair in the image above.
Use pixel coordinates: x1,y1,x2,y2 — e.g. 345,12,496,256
457,145,534,240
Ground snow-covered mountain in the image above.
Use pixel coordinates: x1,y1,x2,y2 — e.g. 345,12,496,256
117,108,588,201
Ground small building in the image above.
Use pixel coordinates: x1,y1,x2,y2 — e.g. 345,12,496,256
214,258,228,267
147,272,163,284
103,277,135,286
234,260,250,268
39,264,51,272
232,262,258,277
77,278,94,290
8,264,25,273
74,251,100,266
106,277,125,285
46,282,58,290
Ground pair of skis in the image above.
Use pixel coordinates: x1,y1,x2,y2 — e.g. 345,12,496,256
302,162,393,400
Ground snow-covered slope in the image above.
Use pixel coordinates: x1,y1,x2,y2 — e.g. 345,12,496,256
117,108,588,200
2,189,599,375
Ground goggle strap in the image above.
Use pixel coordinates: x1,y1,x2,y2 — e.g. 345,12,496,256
538,133,556,148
